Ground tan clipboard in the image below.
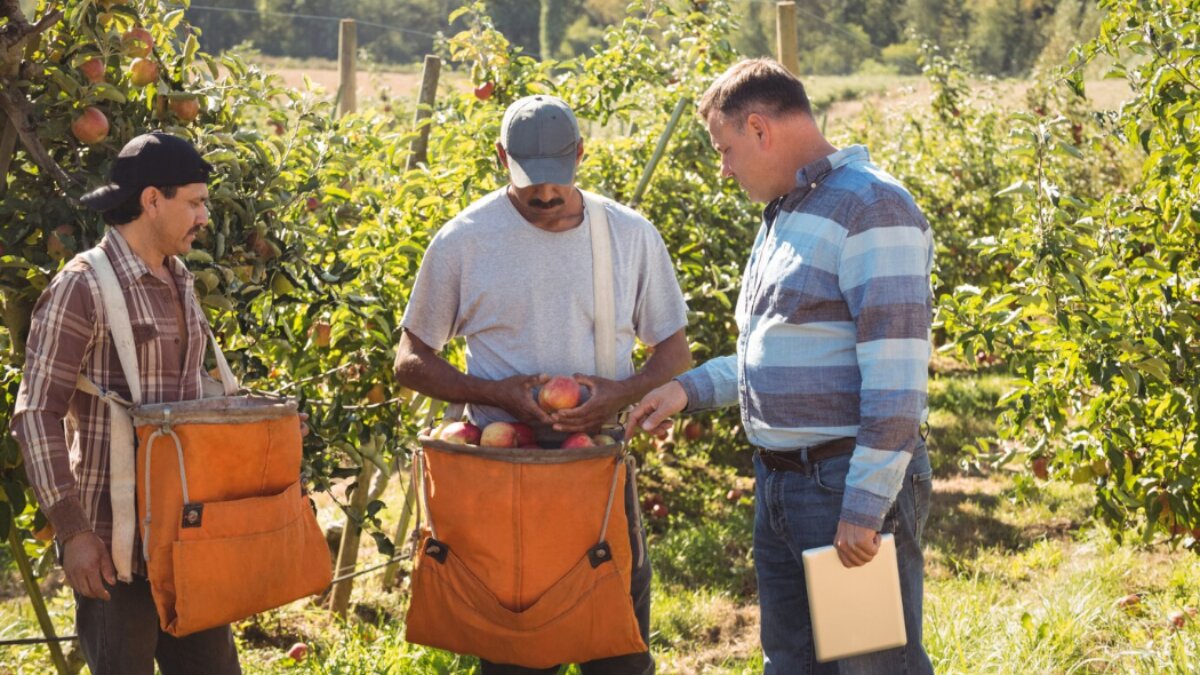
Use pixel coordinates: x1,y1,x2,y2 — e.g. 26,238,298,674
801,533,907,662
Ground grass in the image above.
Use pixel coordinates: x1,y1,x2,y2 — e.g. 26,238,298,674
2,371,1199,673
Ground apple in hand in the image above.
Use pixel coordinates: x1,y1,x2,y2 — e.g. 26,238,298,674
538,376,582,412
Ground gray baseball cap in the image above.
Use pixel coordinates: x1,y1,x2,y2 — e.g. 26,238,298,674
500,95,581,187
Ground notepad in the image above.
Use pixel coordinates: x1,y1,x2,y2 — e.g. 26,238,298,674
801,533,907,662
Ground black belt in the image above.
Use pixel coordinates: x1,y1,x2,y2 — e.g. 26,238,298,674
758,437,856,472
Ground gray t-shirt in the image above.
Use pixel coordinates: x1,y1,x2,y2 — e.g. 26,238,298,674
401,188,688,429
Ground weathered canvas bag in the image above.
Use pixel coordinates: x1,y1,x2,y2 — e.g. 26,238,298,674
76,247,331,637
403,191,648,667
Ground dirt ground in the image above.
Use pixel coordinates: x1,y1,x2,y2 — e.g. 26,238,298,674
268,66,469,103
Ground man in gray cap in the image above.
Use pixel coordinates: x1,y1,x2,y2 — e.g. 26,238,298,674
13,132,242,674
395,95,690,673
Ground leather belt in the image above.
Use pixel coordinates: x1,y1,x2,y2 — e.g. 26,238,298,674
758,437,856,472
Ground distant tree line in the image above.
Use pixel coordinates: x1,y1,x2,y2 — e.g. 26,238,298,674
187,0,1102,76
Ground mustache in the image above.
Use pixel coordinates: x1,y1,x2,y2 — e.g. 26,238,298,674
528,197,565,209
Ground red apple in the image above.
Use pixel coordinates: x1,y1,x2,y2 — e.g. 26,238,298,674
1168,610,1187,629
169,96,200,123
511,423,536,448
1031,457,1048,480
71,106,109,144
128,57,158,87
726,488,744,502
311,321,331,348
480,422,520,448
269,120,285,135
79,57,105,83
439,421,481,445
306,197,320,211
683,420,704,441
538,376,581,412
1115,593,1141,610
365,383,386,404
561,432,595,449
286,642,308,661
474,81,494,100
122,26,154,57
650,502,669,519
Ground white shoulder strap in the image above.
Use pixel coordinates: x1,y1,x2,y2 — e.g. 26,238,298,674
580,189,617,379
81,249,142,405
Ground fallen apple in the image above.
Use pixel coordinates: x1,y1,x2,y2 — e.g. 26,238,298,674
1031,456,1048,480
1168,610,1187,629
286,642,308,661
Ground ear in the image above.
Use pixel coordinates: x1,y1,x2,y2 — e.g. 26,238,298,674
495,142,509,169
139,186,159,216
745,113,769,148
574,140,585,165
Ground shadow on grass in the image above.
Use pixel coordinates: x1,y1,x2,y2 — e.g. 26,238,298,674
923,487,1079,561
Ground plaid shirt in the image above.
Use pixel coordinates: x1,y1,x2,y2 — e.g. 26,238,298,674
12,229,208,572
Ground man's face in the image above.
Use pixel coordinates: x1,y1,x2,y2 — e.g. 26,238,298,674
706,112,772,203
150,183,210,256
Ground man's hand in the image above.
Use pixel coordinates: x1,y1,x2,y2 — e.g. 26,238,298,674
550,374,627,433
63,531,116,600
486,374,554,426
625,380,688,439
834,520,880,568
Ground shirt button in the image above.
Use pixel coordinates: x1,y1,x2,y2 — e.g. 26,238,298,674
174,338,180,344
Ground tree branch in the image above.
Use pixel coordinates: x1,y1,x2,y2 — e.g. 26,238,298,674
0,4,77,195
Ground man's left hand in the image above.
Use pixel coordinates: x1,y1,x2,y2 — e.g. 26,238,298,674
549,374,627,433
834,520,880,568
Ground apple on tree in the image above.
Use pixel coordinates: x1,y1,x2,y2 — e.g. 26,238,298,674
71,106,109,144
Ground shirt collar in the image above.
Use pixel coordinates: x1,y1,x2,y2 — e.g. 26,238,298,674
765,145,870,223
98,227,194,287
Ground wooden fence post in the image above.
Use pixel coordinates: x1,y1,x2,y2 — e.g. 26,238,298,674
380,470,416,589
630,97,690,208
406,55,441,171
776,2,800,77
328,462,377,617
337,19,357,117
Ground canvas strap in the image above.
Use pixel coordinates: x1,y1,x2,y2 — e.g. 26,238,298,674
74,248,238,581
580,190,617,380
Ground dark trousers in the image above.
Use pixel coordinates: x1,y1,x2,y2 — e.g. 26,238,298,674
75,575,241,675
480,466,655,675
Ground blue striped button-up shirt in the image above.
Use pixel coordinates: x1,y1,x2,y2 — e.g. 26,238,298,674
677,145,934,530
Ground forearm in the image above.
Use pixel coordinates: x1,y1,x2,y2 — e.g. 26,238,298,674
394,343,503,408
676,354,739,412
614,328,690,408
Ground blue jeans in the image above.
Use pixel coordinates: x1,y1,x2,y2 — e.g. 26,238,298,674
754,445,933,675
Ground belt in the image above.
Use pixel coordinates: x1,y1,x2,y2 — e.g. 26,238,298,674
757,437,856,472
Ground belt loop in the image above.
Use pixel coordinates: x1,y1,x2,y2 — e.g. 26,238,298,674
799,446,809,465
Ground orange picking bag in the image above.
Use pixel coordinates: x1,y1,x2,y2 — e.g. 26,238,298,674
133,397,332,637
404,438,647,668
76,246,331,638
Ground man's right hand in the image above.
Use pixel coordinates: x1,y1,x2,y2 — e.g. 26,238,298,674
625,380,688,439
485,374,554,426
63,531,116,600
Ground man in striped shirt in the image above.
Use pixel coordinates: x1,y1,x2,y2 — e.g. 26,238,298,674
628,59,935,673
12,133,241,674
